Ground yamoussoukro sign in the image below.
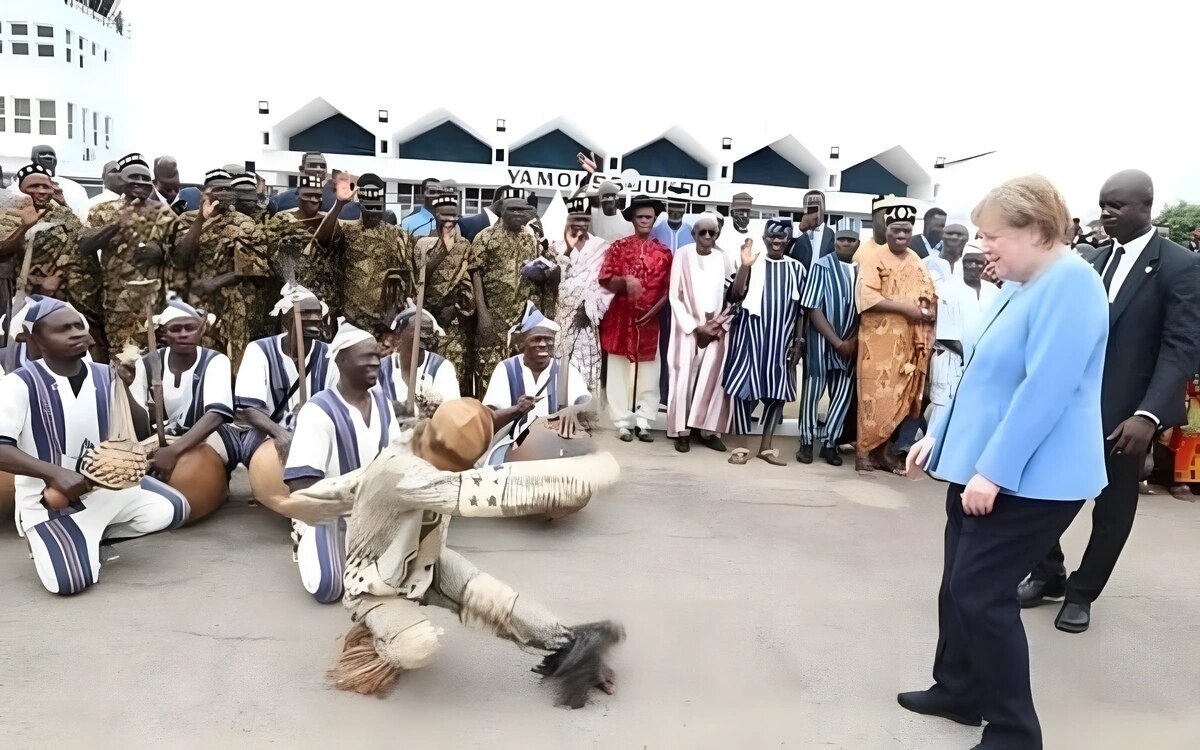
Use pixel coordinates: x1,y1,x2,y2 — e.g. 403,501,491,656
504,167,714,200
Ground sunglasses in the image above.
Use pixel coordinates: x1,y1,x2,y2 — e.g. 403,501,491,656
697,229,717,237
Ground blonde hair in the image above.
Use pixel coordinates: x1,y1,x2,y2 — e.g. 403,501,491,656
971,174,1072,246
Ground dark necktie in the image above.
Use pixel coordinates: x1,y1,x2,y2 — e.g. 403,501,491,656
1102,245,1125,292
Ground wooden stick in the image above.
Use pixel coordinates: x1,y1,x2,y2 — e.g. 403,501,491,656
405,242,428,416
145,297,167,448
293,301,309,407
6,206,51,364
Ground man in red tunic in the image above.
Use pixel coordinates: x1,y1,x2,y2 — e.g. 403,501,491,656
599,195,672,442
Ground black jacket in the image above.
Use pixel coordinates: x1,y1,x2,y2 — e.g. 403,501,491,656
1087,234,1200,432
788,225,836,271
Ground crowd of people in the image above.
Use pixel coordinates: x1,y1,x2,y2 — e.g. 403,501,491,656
2,141,1199,746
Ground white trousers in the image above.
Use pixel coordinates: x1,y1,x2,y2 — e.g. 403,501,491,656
605,354,661,431
294,517,347,604
25,478,188,595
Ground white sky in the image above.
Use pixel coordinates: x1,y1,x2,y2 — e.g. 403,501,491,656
121,0,1199,224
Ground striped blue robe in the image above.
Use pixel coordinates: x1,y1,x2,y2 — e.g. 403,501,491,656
801,255,860,380
722,256,805,402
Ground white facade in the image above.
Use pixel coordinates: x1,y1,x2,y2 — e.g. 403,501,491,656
0,0,129,184
254,98,936,227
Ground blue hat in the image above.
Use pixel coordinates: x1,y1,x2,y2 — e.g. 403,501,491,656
765,217,794,240
507,301,560,346
22,297,87,333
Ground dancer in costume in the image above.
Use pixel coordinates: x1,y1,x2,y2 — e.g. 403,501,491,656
276,397,623,707
0,298,188,595
283,321,397,603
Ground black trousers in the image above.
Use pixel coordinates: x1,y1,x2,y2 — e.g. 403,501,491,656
933,484,1083,749
1028,445,1141,604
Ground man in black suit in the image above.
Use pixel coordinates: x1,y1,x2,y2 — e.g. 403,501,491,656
788,190,835,270
908,207,946,259
1019,169,1200,633
458,185,528,242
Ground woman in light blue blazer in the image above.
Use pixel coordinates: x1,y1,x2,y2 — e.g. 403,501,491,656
897,175,1110,750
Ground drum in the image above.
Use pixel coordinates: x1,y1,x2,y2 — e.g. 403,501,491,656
0,470,14,525
248,438,290,516
505,416,598,520
170,444,229,526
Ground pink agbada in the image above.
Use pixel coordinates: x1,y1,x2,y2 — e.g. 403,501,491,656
665,242,733,437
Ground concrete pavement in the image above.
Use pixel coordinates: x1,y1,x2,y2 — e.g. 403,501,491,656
1,434,1197,749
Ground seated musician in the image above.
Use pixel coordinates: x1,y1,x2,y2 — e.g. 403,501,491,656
234,284,335,473
0,298,188,595
125,300,238,478
1,295,94,375
481,302,593,465
283,320,397,603
378,299,461,414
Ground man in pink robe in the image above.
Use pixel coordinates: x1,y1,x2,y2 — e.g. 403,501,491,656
666,214,732,452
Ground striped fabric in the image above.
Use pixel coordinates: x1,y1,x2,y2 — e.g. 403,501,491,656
237,336,330,420
377,350,444,404
721,256,805,403
143,347,234,428
800,370,855,445
800,254,860,380
306,388,392,477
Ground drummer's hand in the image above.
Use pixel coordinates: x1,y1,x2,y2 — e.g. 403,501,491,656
515,395,537,415
555,407,584,439
273,433,292,465
46,467,90,504
149,444,181,482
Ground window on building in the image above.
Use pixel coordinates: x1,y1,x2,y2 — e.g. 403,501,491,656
13,42,29,55
38,44,53,57
461,187,496,217
380,139,388,154
66,30,72,44
39,100,56,136
11,23,28,35
68,103,75,139
103,49,108,62
15,98,31,133
37,25,52,38
66,48,72,62
104,116,111,148
393,183,421,217
262,132,270,145
93,111,98,131
79,37,84,50
0,98,5,133
91,42,96,55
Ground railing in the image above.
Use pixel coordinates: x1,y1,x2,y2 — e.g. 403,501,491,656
61,0,132,39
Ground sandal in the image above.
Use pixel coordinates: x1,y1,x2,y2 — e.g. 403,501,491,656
757,449,787,467
727,448,751,465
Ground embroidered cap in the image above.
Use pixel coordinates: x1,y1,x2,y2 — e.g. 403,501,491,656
764,217,794,239
883,203,918,226
430,193,458,209
204,169,233,187
390,298,446,336
230,172,256,189
21,296,88,334
270,282,328,317
327,318,375,360
507,300,560,347
357,173,385,202
153,299,216,328
117,153,152,179
15,163,52,186
565,195,590,216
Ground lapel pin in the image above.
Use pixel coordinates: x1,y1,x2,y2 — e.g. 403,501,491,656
1144,266,1152,273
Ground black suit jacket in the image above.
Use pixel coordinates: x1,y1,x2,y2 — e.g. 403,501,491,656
788,225,836,270
1089,234,1200,433
458,211,494,243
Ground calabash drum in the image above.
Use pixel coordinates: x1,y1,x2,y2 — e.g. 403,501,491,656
0,471,14,524
505,417,598,520
170,444,229,525
248,438,290,516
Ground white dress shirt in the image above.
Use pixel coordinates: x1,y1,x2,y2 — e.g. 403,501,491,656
809,224,826,255
1099,227,1162,425
1100,227,1155,303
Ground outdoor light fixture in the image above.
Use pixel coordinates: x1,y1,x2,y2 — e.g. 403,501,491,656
722,137,732,150
378,110,388,123
829,146,839,159
496,119,506,132
257,101,269,114
934,156,946,169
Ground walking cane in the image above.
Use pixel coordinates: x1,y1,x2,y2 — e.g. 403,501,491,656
144,296,168,448
6,206,50,365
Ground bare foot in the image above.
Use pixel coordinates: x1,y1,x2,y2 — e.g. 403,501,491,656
596,664,616,695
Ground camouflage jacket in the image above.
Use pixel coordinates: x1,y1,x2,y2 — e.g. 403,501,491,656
86,198,177,313
339,219,415,330
469,226,540,326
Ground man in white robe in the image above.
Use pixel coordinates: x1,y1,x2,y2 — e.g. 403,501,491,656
666,214,732,452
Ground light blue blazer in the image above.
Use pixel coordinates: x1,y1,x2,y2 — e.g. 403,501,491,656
927,252,1109,501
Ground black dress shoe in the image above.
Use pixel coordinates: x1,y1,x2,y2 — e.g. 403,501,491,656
897,688,981,726
1055,601,1090,633
795,443,813,464
696,434,727,452
674,436,690,453
1016,577,1065,609
820,443,843,466
634,427,654,443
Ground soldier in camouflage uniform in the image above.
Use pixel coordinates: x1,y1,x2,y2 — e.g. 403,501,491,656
265,174,348,320
231,171,274,339
338,173,415,333
233,171,269,224
416,193,477,395
174,168,271,367
469,197,546,391
81,153,177,360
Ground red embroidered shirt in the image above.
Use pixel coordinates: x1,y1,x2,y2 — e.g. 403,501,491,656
599,235,673,362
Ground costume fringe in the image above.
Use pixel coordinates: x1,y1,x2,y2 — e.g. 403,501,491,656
329,623,400,695
501,452,621,518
